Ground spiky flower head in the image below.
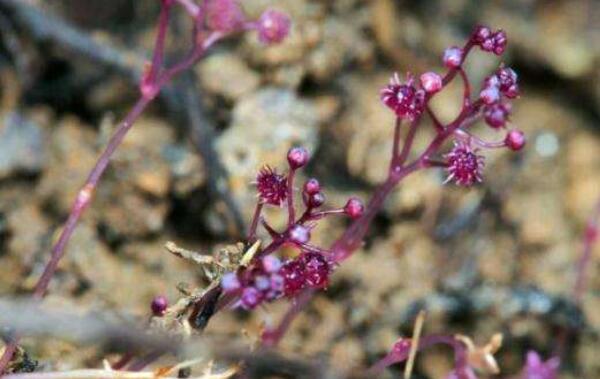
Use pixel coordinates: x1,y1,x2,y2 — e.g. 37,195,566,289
445,141,485,186
380,73,426,121
256,166,288,206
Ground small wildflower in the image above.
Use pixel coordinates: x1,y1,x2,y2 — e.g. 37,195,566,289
505,129,526,151
280,260,306,296
445,141,485,186
420,72,443,94
496,66,519,98
492,30,508,55
257,9,291,44
344,197,364,219
301,252,330,288
240,287,262,309
287,146,309,169
443,46,464,68
303,178,321,195
523,351,560,379
479,85,500,105
262,255,282,273
473,25,493,44
221,272,241,292
289,224,311,245
473,26,508,56
484,102,511,128
256,166,288,206
204,0,245,32
381,73,426,121
266,273,285,300
150,295,168,316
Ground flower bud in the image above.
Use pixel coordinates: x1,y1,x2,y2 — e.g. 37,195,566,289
420,72,443,94
257,9,291,44
289,224,311,244
443,46,464,68
303,178,321,195
287,146,309,169
344,198,364,219
505,129,526,151
151,295,168,316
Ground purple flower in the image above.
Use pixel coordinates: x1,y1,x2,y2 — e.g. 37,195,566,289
445,141,485,186
256,166,288,206
522,351,560,379
380,73,426,121
301,252,330,288
280,260,306,296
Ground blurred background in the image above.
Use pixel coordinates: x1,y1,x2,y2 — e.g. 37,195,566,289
0,0,599,377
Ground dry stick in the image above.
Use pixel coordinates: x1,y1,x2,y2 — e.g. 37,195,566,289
0,0,244,231
404,310,426,379
0,4,226,373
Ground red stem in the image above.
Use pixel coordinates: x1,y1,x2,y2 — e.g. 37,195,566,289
261,289,315,347
247,202,263,242
286,169,296,226
147,0,172,83
573,200,600,303
0,29,225,375
366,334,468,377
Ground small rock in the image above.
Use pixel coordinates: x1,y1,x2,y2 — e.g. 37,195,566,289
0,113,47,179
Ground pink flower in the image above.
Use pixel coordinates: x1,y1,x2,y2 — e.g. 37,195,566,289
381,73,426,121
256,166,288,206
445,141,485,186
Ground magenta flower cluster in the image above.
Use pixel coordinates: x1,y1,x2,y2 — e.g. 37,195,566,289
220,147,364,310
380,24,525,187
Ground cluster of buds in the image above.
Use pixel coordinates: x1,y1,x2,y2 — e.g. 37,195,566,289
204,0,291,44
221,147,364,309
472,25,507,55
381,25,526,187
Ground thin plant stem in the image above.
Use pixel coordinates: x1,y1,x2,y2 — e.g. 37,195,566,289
366,334,467,377
391,117,402,163
247,202,264,242
0,26,225,377
458,67,471,107
262,289,315,347
287,169,296,226
573,199,600,304
147,0,172,83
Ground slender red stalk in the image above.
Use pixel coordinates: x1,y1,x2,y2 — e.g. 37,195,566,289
0,17,226,378
573,200,600,303
286,169,297,226
365,334,468,377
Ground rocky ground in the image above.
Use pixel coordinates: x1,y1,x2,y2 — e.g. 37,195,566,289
0,0,599,378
